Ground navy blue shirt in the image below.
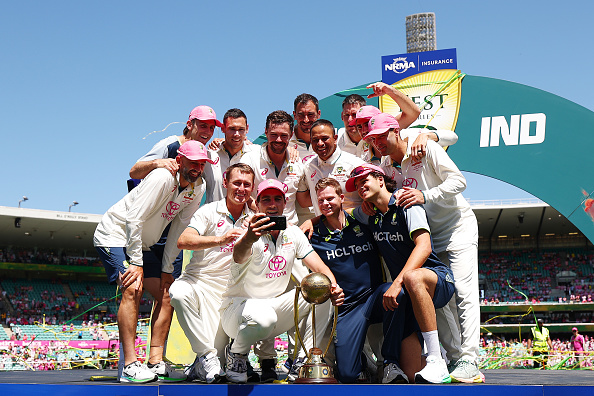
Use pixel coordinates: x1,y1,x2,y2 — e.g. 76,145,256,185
311,212,383,314
353,195,446,279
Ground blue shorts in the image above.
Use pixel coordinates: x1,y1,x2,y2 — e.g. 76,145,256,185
428,265,455,309
95,246,182,284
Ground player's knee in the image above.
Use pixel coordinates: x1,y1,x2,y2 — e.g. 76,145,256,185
402,269,423,291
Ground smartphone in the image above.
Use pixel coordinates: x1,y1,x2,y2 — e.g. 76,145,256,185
263,215,287,230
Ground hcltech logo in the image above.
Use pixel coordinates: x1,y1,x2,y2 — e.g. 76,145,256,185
385,57,416,74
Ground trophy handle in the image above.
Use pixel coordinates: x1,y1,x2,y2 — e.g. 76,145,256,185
293,286,311,360
323,306,338,357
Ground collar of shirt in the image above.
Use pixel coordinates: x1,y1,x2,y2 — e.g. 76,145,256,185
218,142,247,161
216,199,252,224
290,135,310,150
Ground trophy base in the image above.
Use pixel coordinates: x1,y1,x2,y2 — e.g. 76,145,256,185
294,361,338,384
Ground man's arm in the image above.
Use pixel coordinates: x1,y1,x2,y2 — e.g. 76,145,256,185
396,140,467,209
130,159,178,179
296,190,312,208
233,213,270,265
367,82,421,129
178,226,244,251
383,229,432,311
402,129,459,161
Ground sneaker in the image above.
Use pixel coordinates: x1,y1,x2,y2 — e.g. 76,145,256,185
449,359,485,383
149,361,187,382
225,344,248,384
286,356,306,382
414,356,451,384
260,359,278,383
186,352,225,383
382,362,409,384
120,361,158,383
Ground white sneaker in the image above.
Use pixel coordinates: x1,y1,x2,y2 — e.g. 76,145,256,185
149,361,187,382
382,362,409,384
449,359,484,383
414,356,451,384
191,352,225,384
225,344,248,383
120,361,158,383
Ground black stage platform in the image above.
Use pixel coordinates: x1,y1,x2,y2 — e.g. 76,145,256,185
0,369,593,396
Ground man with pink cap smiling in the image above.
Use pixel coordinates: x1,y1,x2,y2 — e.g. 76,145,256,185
350,103,458,166
220,179,344,383
364,113,483,383
94,140,214,384
130,105,222,180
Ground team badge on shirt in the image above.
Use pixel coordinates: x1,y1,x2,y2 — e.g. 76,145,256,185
353,225,364,237
391,213,398,226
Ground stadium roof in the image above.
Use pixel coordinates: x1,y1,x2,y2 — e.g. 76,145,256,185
0,199,590,252
0,206,102,250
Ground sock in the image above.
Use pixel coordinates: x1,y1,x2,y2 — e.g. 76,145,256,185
422,330,441,358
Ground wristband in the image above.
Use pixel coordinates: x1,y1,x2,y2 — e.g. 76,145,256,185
421,191,427,204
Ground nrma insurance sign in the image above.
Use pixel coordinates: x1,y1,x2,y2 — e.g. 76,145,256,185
382,48,457,85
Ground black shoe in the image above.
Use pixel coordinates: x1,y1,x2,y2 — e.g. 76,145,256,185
246,360,260,383
260,359,278,383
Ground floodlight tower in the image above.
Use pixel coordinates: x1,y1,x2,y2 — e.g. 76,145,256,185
406,12,436,53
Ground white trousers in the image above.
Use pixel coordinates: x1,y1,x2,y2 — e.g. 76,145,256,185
169,275,229,360
221,289,330,355
436,244,480,363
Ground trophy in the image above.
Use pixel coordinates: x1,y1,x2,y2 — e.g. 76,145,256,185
293,272,338,384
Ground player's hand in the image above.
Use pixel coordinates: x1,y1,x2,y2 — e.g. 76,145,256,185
208,138,224,151
154,158,179,177
361,200,377,216
383,281,402,311
160,272,174,293
410,133,429,161
218,229,245,246
248,213,275,240
330,283,344,306
395,187,425,208
121,264,144,291
366,82,394,99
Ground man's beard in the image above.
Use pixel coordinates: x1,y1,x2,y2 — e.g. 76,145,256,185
181,167,201,184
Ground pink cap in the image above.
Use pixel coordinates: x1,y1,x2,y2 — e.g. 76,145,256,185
364,113,400,140
256,179,288,199
572,327,578,331
345,164,385,192
348,105,381,126
188,105,223,127
177,141,215,163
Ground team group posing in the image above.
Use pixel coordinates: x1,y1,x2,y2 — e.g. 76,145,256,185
93,82,484,385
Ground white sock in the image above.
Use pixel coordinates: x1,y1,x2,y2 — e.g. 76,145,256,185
422,330,441,359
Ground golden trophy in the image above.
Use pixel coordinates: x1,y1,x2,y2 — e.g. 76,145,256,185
293,272,338,384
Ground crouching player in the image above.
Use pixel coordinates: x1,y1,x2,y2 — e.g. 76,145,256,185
346,164,455,384
220,179,344,383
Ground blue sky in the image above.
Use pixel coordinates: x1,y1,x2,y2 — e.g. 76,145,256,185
1,1,592,214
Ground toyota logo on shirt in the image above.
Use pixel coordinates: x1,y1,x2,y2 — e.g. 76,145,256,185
268,256,287,271
267,256,287,278
162,201,180,221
